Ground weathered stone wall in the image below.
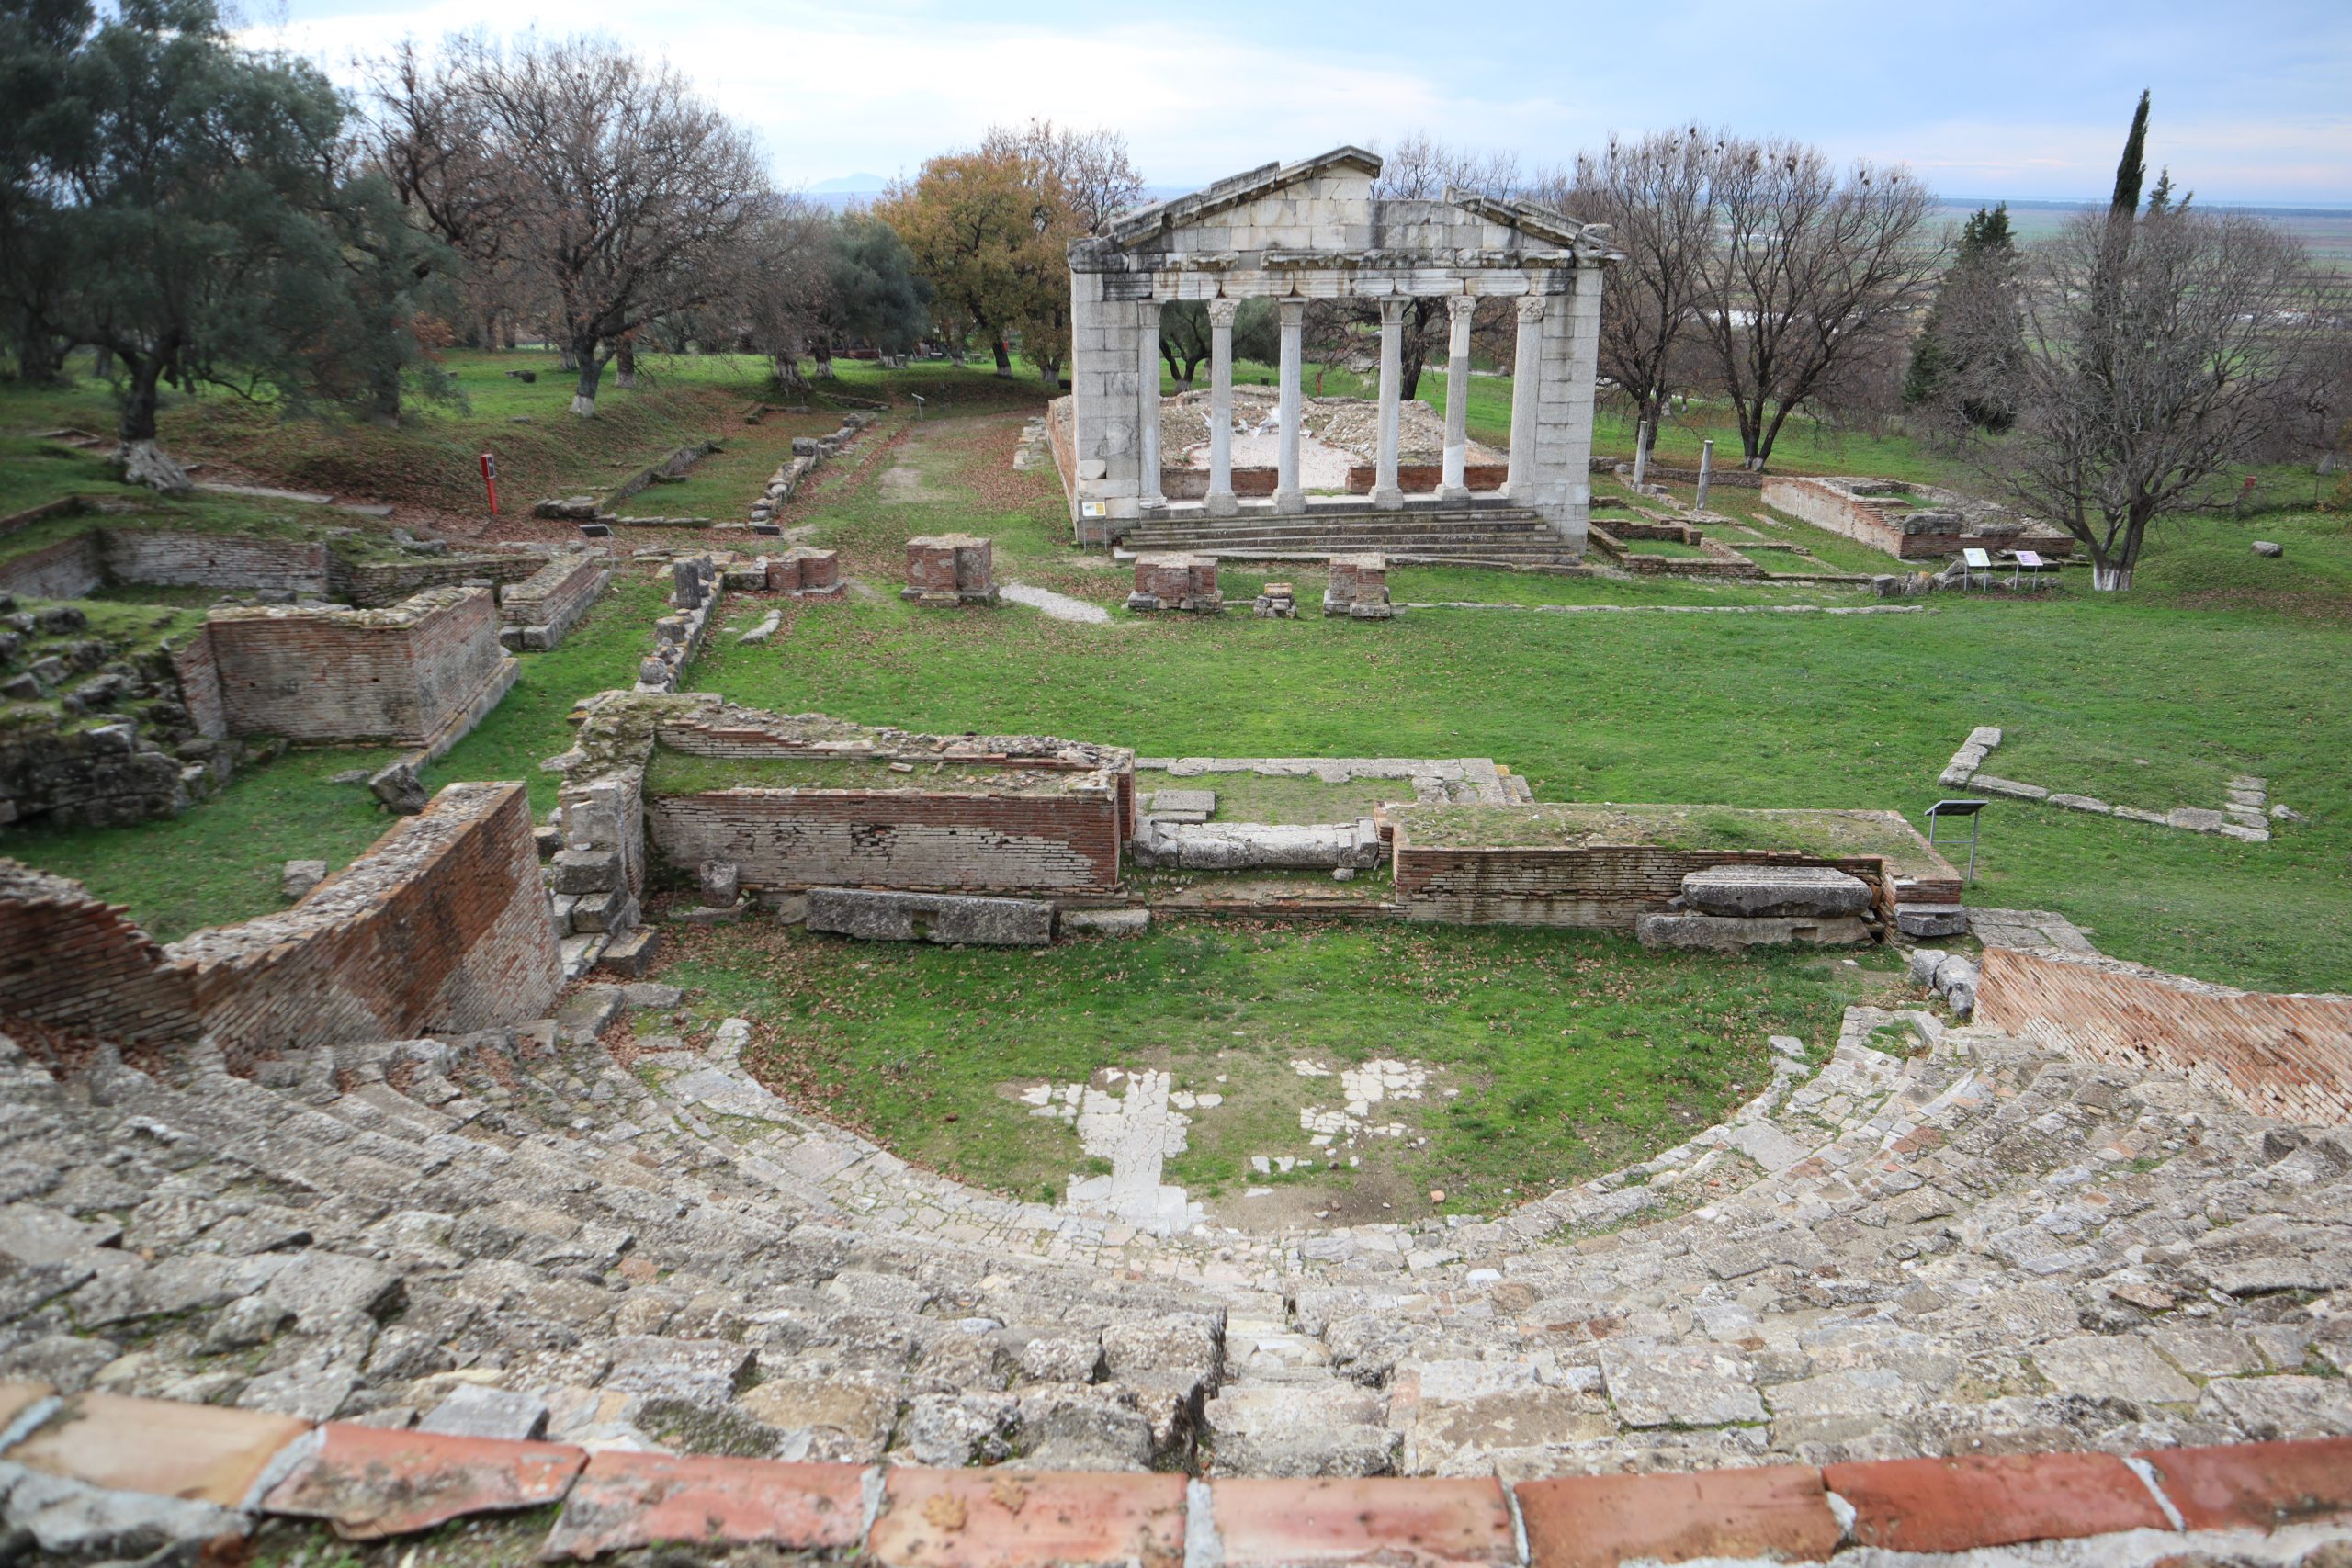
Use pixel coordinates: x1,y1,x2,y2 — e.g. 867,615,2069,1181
1395,842,1898,929
648,790,1124,893
498,553,607,630
0,534,103,600
206,587,509,745
100,530,329,594
166,632,228,742
167,781,558,1060
1759,477,2075,562
331,553,542,608
0,860,198,1044
1978,945,2352,1126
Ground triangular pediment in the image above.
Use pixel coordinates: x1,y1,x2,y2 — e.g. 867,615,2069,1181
1105,145,1382,247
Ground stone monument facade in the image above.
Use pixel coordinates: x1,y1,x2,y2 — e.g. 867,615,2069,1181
1067,146,1617,554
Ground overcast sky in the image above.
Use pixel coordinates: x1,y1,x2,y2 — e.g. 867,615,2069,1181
239,0,2352,206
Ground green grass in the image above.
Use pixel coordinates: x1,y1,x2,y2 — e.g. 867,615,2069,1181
661,919,1900,1217
1133,768,1408,824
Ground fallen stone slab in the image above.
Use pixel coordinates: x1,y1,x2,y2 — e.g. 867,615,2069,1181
1680,865,1872,919
1133,817,1382,872
1061,908,1150,937
416,1384,549,1441
1634,913,1872,951
1894,903,1970,939
808,887,1055,947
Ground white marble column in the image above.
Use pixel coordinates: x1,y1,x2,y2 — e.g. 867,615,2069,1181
1274,299,1305,513
1205,299,1238,517
1506,295,1546,501
1137,299,1164,509
1370,298,1408,509
1440,294,1476,502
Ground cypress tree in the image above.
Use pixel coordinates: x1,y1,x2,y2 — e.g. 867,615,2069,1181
2110,90,2150,217
1905,204,2019,429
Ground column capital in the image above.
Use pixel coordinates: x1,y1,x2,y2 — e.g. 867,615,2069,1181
1206,297,1238,328
1447,294,1478,323
1515,296,1548,324
1276,297,1306,326
1378,297,1411,325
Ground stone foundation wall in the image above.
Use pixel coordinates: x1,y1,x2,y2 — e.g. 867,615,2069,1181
497,553,607,632
648,790,1124,893
0,534,103,600
206,587,508,745
0,861,198,1044
166,631,228,742
101,531,329,594
168,781,558,1060
1395,843,1895,929
1343,464,1510,494
331,554,542,608
1759,477,2074,563
1977,945,2352,1126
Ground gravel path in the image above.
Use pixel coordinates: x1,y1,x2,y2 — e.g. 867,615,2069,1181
1002,581,1113,624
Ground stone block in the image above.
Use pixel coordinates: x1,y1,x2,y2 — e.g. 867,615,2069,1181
1147,788,1216,821
807,886,1054,946
368,760,428,815
1634,912,1872,951
595,928,662,978
1324,554,1392,618
548,848,622,895
280,859,327,902
696,859,741,906
417,1382,549,1440
1127,553,1223,614
1680,864,1871,919
1061,907,1150,937
1897,903,1970,939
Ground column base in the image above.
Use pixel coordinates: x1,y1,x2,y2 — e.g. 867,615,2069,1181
1272,490,1306,514
1437,486,1472,504
1368,486,1404,510
1204,491,1238,517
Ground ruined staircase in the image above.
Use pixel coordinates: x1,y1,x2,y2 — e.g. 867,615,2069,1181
1118,503,1585,569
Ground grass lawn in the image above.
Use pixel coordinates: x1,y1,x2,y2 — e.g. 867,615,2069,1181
657,919,1902,1221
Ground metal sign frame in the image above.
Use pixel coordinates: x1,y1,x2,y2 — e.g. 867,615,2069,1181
1926,797,1990,884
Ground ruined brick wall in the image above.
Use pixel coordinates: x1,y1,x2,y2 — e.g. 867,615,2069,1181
167,782,558,1061
648,790,1123,892
0,534,104,600
166,631,228,742
332,554,541,608
1395,842,1891,928
0,861,198,1045
101,531,329,594
207,588,503,745
1978,946,2352,1126
1343,464,1510,494
498,554,605,627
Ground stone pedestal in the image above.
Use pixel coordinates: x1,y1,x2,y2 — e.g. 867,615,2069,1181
1323,554,1394,619
764,547,842,598
1126,553,1224,615
1253,581,1297,618
902,535,999,606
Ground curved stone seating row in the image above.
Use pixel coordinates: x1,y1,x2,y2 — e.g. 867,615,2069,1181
5,992,2349,1482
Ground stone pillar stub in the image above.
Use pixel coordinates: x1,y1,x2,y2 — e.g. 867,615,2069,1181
1441,295,1476,502
1137,298,1164,509
1206,299,1238,518
1507,296,1545,502
1370,298,1408,509
1274,299,1306,514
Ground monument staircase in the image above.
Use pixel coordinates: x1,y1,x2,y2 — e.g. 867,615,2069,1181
6,985,2350,1511
1118,502,1587,570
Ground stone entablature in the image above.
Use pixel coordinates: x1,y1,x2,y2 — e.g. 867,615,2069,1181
1067,146,1616,548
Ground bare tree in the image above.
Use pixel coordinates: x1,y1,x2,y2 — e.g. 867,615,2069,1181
1543,127,1721,435
470,37,765,415
360,36,524,336
989,119,1146,235
1942,206,2339,591
1693,138,1941,468
735,193,833,393
1370,134,1523,400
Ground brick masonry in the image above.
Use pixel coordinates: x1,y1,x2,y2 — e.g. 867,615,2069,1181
99,530,329,594
496,552,609,649
0,782,556,1061
330,553,543,608
204,586,513,746
0,1384,2343,1565
0,532,103,599
1759,476,2075,563
0,862,199,1044
1977,944,2352,1126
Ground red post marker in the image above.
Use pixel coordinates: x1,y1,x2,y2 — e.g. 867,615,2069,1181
481,452,500,516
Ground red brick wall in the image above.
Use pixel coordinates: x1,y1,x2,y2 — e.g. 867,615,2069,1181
1978,946,2352,1126
167,782,558,1061
0,861,198,1044
648,789,1123,892
333,554,541,608
1395,842,1893,928
1344,464,1510,494
101,531,329,594
207,588,504,745
0,534,103,600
